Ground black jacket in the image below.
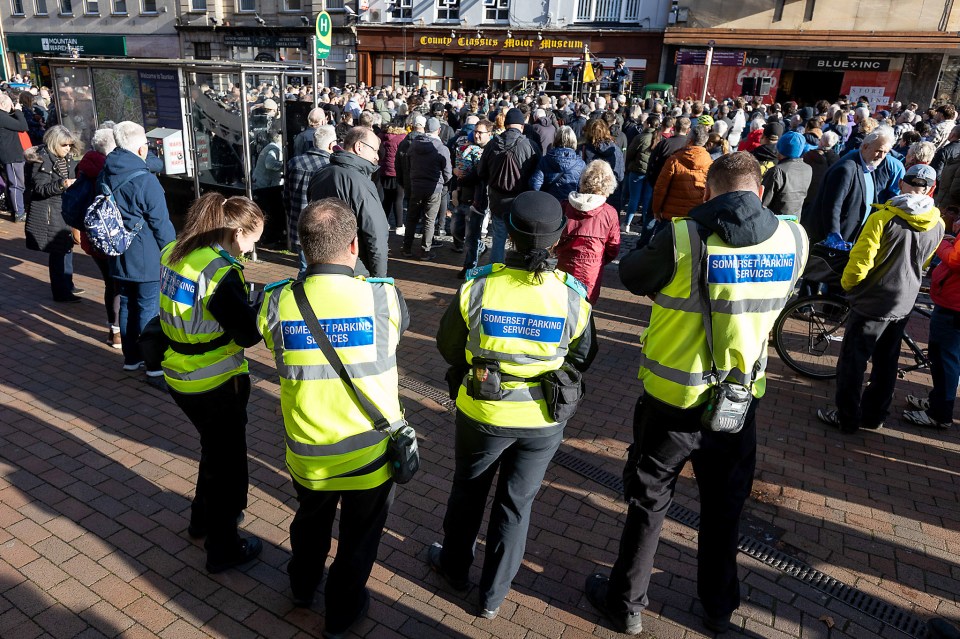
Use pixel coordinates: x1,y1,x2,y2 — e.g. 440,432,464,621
0,108,27,164
308,151,389,277
478,128,540,198
24,146,77,255
646,133,690,187
620,190,780,296
408,132,452,196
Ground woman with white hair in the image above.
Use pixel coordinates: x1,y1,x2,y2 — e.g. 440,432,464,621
801,130,841,223
556,160,621,304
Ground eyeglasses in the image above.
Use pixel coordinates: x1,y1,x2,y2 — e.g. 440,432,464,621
475,130,489,136
358,139,379,155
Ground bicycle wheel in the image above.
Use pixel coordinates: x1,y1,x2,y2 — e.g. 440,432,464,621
772,295,850,380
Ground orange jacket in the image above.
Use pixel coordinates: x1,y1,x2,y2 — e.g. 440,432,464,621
653,146,713,220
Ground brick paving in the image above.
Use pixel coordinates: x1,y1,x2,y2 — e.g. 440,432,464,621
0,215,958,638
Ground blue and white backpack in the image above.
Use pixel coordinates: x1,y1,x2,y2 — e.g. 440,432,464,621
84,169,149,257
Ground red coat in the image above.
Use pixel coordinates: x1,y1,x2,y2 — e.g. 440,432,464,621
76,150,107,258
738,128,764,152
557,193,621,304
931,236,960,311
380,131,405,178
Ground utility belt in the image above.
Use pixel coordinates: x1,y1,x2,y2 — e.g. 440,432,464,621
450,358,585,423
166,332,234,355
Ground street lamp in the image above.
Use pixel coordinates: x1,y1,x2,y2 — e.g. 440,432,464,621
700,39,715,104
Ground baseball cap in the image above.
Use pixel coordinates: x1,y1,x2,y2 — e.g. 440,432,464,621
763,122,784,141
904,163,936,187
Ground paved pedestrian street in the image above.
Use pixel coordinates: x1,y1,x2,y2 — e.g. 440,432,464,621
0,216,958,639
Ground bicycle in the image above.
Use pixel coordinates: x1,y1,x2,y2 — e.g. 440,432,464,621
771,293,932,380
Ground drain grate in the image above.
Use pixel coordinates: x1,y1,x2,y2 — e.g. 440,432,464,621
551,448,930,639
401,380,931,638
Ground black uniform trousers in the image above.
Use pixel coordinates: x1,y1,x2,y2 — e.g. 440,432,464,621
606,394,758,619
288,479,395,633
835,311,910,430
169,374,250,561
438,417,564,611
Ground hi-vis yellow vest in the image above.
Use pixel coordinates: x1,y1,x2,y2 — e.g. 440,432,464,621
259,274,404,491
159,244,247,394
456,264,592,428
639,217,808,408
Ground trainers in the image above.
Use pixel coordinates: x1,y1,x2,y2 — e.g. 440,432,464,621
817,407,858,434
478,607,499,619
395,226,406,236
145,369,164,378
400,249,414,258
426,542,469,592
145,376,168,392
702,611,732,634
419,252,436,262
903,409,951,430
108,330,122,349
205,536,263,574
123,361,145,371
584,573,643,635
906,395,930,411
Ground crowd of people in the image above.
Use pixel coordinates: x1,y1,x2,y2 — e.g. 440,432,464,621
3,75,960,639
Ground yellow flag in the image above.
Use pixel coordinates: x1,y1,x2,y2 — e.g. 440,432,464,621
583,51,596,83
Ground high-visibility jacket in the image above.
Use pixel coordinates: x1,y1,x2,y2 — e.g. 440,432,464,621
159,244,248,394
456,264,592,428
259,274,404,491
639,217,808,409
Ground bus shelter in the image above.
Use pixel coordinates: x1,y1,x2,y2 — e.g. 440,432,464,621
40,57,318,241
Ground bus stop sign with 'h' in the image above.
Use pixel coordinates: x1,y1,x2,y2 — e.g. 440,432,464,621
316,12,332,60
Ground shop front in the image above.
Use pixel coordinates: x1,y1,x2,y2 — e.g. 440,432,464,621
356,28,661,95
672,49,904,109
7,34,129,84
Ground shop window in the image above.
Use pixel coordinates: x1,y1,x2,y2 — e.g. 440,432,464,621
11,0,24,12
493,60,525,81
437,0,458,21
194,42,212,59
141,0,156,12
284,0,301,10
34,0,48,14
237,0,254,12
189,0,205,9
483,0,508,22
391,0,411,20
937,56,960,105
111,0,126,13
59,0,72,14
84,0,98,13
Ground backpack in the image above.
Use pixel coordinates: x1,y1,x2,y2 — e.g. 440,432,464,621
61,172,95,229
84,169,149,257
490,141,522,193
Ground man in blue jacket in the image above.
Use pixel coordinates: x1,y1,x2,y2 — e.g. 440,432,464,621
103,121,176,383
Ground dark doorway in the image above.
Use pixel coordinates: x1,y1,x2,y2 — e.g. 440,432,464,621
778,70,844,106
455,58,489,92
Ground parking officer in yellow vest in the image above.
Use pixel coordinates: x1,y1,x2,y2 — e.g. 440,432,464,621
158,193,265,573
585,152,808,636
257,198,409,639
428,191,596,619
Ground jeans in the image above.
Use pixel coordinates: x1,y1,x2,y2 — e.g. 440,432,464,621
288,480,394,632
404,192,442,254
5,162,25,220
92,256,120,326
925,306,960,423
451,202,467,249
297,249,307,280
170,375,250,561
437,418,563,611
606,395,757,619
625,172,652,227
835,310,909,430
118,280,161,368
49,251,75,300
488,214,509,265
463,207,488,270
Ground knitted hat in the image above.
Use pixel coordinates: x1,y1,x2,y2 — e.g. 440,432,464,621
507,192,566,250
425,117,440,133
413,114,427,128
505,108,525,126
776,131,806,159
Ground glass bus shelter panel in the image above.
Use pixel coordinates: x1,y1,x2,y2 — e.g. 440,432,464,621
190,73,247,194
247,74,286,245
53,67,98,146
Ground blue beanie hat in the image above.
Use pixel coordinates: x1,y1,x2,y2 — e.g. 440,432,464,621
777,131,806,159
